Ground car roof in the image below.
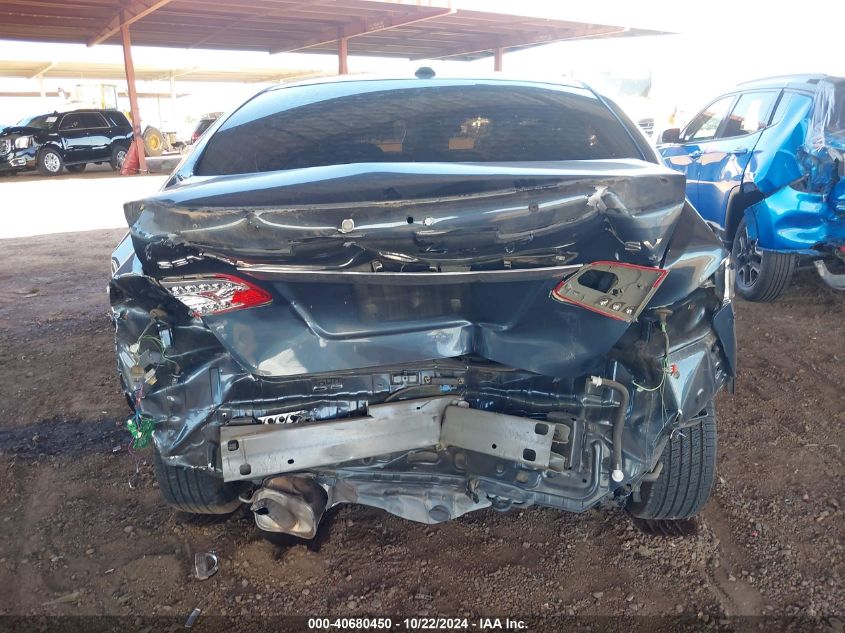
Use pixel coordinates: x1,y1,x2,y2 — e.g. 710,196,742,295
736,74,829,93
64,108,122,113
27,108,124,119
263,70,589,95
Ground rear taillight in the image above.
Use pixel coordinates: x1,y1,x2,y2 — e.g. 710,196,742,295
551,261,668,322
160,274,272,317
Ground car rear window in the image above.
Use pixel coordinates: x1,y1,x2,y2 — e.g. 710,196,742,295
104,111,130,128
195,81,642,175
196,118,214,134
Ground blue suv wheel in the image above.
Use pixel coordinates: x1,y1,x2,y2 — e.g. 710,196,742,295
731,218,797,301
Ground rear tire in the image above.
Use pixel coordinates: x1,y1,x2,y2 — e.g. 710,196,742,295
66,163,86,173
153,448,243,515
626,402,717,520
36,148,64,176
143,126,164,157
110,145,128,170
732,217,797,302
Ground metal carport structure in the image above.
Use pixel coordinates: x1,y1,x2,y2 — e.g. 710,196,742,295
0,0,665,172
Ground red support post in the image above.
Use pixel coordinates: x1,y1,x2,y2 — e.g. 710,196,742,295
120,16,147,174
338,35,349,75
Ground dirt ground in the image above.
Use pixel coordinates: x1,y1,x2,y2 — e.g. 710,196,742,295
0,228,843,630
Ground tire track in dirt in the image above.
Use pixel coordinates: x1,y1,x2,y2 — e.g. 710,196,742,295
700,502,766,616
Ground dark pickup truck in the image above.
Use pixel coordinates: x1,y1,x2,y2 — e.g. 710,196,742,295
0,109,132,176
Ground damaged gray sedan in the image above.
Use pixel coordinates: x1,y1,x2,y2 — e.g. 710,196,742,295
110,74,736,538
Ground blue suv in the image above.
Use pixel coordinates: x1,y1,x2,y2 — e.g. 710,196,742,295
659,75,845,301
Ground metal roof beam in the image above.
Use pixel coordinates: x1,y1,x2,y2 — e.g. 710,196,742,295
28,61,56,79
271,6,454,54
87,0,176,47
189,0,324,49
410,24,629,60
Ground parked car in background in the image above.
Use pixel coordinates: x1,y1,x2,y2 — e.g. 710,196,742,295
110,74,735,539
658,75,845,300
0,109,132,176
189,112,222,144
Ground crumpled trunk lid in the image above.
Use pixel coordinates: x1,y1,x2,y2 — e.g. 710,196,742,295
125,160,689,377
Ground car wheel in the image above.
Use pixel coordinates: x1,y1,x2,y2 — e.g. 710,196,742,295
626,401,717,521
153,448,244,515
36,148,64,176
66,164,86,173
110,145,128,170
143,126,165,157
732,217,797,302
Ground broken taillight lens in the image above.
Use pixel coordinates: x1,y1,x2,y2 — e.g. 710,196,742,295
160,274,272,317
551,261,668,322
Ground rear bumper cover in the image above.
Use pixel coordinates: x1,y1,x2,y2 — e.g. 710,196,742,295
111,278,731,518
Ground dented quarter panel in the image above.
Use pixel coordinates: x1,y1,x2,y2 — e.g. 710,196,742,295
746,92,813,197
746,184,845,253
651,202,725,306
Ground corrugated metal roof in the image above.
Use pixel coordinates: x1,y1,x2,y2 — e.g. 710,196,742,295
0,0,665,60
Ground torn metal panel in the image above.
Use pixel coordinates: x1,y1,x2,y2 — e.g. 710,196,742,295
651,202,725,306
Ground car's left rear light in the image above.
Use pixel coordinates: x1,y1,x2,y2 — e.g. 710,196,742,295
160,274,272,317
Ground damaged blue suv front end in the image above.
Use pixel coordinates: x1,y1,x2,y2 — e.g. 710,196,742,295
660,74,845,300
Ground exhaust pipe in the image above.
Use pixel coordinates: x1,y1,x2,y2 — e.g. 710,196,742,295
250,476,327,539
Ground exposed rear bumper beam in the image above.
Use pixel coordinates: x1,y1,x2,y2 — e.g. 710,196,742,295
220,397,568,482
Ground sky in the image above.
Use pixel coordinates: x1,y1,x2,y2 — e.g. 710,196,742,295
0,0,843,132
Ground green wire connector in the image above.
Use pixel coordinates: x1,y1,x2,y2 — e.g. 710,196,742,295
126,414,156,449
